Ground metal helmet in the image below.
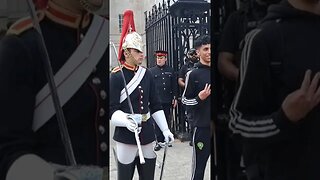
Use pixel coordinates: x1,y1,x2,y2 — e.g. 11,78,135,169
122,31,143,53
118,10,144,63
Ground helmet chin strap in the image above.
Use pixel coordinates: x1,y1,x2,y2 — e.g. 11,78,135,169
79,0,103,12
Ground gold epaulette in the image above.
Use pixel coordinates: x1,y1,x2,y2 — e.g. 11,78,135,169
111,66,121,73
6,11,45,35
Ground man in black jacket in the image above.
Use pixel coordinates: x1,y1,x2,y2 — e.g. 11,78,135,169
149,50,178,151
217,1,274,179
229,0,320,179
0,0,108,179
182,35,211,180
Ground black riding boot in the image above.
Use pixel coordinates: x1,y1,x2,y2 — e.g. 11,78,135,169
136,157,156,180
117,159,136,180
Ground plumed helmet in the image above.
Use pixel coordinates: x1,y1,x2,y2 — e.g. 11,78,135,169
122,31,143,53
118,10,143,63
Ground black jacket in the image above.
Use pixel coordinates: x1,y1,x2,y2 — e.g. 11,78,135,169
149,64,178,104
0,2,108,178
229,1,320,179
109,62,163,145
182,62,211,128
178,60,197,80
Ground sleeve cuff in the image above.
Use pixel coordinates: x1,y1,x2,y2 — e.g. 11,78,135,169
273,108,297,131
196,96,203,104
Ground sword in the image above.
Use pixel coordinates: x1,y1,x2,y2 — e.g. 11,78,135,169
159,142,168,180
26,0,76,166
172,107,177,134
110,41,145,164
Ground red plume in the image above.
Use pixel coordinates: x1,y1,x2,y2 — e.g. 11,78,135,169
118,10,136,63
33,0,48,10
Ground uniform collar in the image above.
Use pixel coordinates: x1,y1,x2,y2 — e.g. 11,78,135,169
123,62,139,71
157,64,166,68
45,1,91,29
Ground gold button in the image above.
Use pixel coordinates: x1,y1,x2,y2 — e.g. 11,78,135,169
100,90,106,100
92,77,101,85
99,108,105,117
100,142,107,152
80,33,84,40
99,125,105,134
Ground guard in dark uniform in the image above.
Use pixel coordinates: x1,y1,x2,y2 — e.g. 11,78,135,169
109,10,174,180
0,0,108,179
149,50,178,151
182,35,211,180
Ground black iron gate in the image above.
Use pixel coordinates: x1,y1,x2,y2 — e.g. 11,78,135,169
145,0,210,139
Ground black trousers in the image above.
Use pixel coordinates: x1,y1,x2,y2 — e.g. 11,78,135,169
154,103,171,143
191,127,211,180
185,107,195,134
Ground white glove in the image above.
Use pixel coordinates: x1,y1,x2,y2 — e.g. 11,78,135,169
152,110,174,143
162,129,174,143
6,154,55,180
126,114,142,133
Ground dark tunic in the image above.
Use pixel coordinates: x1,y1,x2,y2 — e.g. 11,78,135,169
149,64,177,104
109,62,163,145
0,2,108,178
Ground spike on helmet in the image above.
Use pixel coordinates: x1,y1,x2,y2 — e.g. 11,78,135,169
118,10,143,63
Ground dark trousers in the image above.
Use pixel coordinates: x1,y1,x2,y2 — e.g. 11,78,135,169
185,107,195,134
191,127,211,180
155,103,171,143
226,134,246,180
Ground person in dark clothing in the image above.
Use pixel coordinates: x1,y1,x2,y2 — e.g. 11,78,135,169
179,48,199,146
109,10,174,180
0,0,108,179
218,0,272,107
182,35,211,180
149,50,178,151
178,48,199,89
229,0,320,179
217,1,275,179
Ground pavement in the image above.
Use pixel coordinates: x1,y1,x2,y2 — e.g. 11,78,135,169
109,124,211,180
